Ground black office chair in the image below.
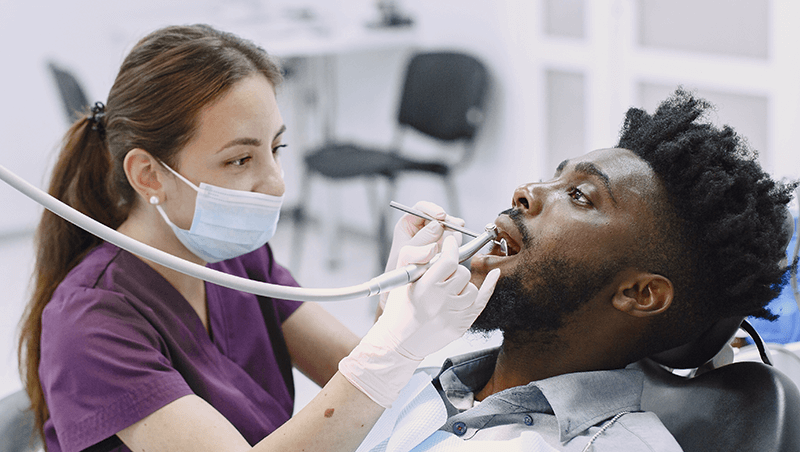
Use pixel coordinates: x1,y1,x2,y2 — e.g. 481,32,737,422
0,390,41,452
291,51,490,270
47,61,90,125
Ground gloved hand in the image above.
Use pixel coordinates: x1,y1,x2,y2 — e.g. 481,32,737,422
339,236,500,407
381,201,464,310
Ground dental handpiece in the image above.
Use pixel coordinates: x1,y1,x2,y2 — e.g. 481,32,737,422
363,223,499,296
0,163,498,302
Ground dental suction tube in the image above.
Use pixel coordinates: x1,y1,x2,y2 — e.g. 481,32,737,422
0,164,497,302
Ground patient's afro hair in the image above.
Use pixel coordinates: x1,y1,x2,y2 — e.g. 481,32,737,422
617,88,796,321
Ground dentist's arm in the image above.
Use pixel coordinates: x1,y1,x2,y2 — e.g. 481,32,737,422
117,237,500,452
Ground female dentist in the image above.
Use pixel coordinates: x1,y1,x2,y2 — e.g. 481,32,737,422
17,24,499,452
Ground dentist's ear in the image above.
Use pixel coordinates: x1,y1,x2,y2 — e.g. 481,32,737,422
124,149,166,203
612,271,673,318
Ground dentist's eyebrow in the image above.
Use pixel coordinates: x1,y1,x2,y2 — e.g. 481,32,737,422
217,138,261,153
556,159,618,205
216,125,287,153
273,124,287,141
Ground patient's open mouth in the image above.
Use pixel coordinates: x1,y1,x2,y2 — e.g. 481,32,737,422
492,230,520,257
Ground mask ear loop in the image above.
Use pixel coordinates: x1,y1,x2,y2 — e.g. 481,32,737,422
158,160,201,194
148,185,187,234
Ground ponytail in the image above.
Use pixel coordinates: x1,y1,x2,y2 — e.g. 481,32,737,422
18,113,126,443
16,24,283,447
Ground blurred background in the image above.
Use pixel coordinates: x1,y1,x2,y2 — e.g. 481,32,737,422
2,0,800,411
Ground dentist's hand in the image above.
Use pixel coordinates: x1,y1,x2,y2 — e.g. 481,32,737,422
339,236,500,407
381,236,498,359
381,201,464,310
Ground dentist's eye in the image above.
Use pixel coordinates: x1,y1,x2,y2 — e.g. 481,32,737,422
229,156,252,167
273,144,287,154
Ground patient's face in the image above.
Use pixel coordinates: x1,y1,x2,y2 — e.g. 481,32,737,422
470,148,662,334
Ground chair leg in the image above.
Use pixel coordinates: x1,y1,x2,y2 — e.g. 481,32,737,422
444,173,461,218
365,178,382,272
378,176,397,271
289,169,312,273
325,184,343,270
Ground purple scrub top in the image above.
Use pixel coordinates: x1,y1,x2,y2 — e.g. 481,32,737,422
39,242,303,452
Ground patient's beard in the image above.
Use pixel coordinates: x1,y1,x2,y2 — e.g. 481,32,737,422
469,253,619,339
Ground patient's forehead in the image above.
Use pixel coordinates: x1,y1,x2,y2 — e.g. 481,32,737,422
559,147,663,207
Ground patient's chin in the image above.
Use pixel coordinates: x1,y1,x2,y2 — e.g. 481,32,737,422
469,273,534,334
470,256,613,337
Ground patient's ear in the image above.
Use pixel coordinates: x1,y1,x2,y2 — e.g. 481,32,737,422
612,271,674,318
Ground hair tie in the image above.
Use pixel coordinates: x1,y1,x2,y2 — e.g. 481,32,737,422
88,101,106,139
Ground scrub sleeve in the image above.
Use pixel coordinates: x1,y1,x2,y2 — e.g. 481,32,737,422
39,242,302,452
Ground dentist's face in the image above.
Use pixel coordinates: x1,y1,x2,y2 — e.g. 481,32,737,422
470,148,663,335
161,74,287,230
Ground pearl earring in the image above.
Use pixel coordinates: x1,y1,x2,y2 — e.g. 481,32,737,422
149,196,159,205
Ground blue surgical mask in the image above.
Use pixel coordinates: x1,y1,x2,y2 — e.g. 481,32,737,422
154,163,283,263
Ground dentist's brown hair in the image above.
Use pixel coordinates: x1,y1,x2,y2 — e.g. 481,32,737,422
18,24,283,445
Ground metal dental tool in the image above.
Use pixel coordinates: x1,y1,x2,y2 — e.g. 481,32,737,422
389,201,508,256
0,163,499,302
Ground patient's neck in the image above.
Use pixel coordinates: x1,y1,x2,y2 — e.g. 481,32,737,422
474,332,566,400
474,328,622,401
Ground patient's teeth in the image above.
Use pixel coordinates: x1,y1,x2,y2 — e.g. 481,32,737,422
500,238,508,256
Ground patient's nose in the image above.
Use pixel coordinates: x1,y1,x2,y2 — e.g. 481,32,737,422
512,183,544,216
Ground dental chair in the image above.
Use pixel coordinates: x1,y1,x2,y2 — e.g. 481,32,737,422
635,317,800,451
634,209,800,451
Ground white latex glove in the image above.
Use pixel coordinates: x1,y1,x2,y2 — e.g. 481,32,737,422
381,201,464,309
339,236,500,407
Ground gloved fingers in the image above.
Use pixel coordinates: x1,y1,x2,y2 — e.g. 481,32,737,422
395,242,437,267
414,201,448,220
443,213,465,228
394,201,447,238
436,264,471,293
444,268,500,328
435,213,464,247
385,217,443,274
441,229,463,247
394,211,430,239
405,221,445,248
445,275,479,311
471,268,500,313
417,235,460,285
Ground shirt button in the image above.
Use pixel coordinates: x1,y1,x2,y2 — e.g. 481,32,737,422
524,415,534,426
453,421,467,436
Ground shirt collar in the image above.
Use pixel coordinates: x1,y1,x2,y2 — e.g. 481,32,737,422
435,347,644,443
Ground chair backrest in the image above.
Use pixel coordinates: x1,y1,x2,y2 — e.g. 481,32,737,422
636,353,800,451
0,390,41,452
635,207,800,451
47,61,90,124
397,52,489,142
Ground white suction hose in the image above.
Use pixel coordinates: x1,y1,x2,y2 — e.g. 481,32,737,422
0,164,496,302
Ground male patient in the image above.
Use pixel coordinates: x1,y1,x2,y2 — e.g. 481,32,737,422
357,90,796,451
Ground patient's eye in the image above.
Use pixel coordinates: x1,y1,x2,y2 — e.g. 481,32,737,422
568,186,592,206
